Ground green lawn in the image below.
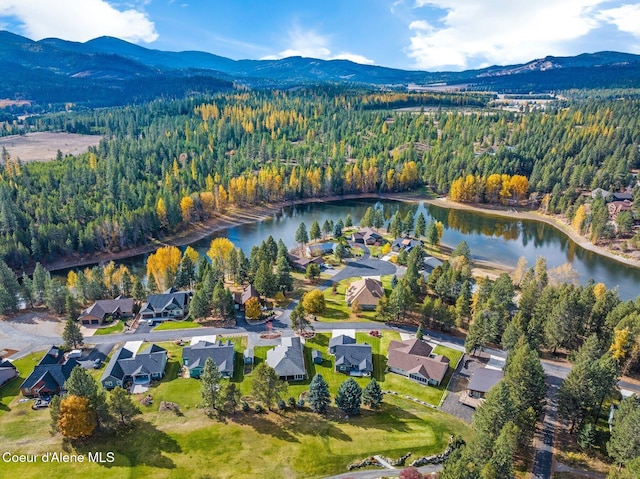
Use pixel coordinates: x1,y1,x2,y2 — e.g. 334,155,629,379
319,276,393,323
92,320,124,335
0,352,43,417
153,320,201,331
0,335,472,478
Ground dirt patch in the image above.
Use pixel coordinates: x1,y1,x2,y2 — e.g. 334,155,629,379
0,348,18,358
0,132,102,162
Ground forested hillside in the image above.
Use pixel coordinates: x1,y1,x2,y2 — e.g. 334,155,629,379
0,88,639,269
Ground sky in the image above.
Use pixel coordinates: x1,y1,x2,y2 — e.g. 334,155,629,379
1,0,640,71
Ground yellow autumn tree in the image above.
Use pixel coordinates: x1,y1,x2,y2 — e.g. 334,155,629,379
593,282,607,300
156,198,168,227
244,296,262,320
66,270,78,290
57,395,96,439
572,205,587,234
610,328,631,362
180,196,195,223
146,246,182,292
207,238,235,275
183,246,200,264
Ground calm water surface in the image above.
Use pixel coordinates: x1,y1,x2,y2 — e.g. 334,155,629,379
96,199,640,300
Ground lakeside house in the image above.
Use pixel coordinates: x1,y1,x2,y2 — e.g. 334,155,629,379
101,342,167,391
391,236,423,253
345,277,384,310
78,296,134,326
306,242,336,257
288,253,323,272
233,284,259,310
352,228,384,245
387,339,449,386
182,340,235,378
608,199,633,219
266,336,307,381
20,346,80,398
139,288,192,322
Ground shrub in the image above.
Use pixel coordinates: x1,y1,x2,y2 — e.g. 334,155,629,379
254,404,265,413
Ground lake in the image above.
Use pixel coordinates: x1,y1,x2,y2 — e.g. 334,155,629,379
93,198,640,300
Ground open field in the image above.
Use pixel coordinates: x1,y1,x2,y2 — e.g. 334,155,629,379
0,132,102,162
0,337,472,479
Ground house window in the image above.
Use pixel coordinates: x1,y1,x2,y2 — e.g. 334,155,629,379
104,381,113,387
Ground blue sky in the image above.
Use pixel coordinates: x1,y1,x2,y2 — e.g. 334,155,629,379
1,0,640,71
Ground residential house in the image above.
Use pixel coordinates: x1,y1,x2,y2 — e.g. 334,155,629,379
306,242,335,257
387,339,449,386
139,288,192,321
78,296,134,326
590,188,610,199
101,342,168,390
288,254,323,272
266,336,307,381
391,236,423,253
20,346,80,398
0,359,18,387
345,277,384,310
466,367,504,399
181,340,235,378
352,228,383,245
312,350,323,364
423,256,443,272
329,334,357,354
333,343,373,376
608,199,633,219
612,192,633,202
244,348,254,365
233,284,259,309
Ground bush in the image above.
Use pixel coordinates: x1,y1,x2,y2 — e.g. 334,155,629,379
254,404,265,413
297,398,305,409
277,399,286,410
242,401,250,412
288,397,296,409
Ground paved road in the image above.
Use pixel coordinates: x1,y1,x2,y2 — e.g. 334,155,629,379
531,375,562,479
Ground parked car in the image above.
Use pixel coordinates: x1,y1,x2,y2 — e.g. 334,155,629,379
32,397,51,409
93,358,102,369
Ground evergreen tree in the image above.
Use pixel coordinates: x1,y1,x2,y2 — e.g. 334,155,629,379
504,339,546,417
403,210,415,233
333,220,343,238
362,378,383,408
275,254,293,292
388,278,414,321
295,222,309,247
335,378,362,416
189,287,211,320
65,294,79,322
175,253,195,288
218,383,241,414
451,241,472,262
360,207,374,227
310,220,321,241
31,262,48,304
252,363,287,409
344,213,353,228
305,263,321,280
45,277,67,314
373,208,385,230
200,357,222,414
131,276,146,301
108,386,141,428
307,374,331,413
0,259,19,314
389,212,403,238
415,212,427,238
64,366,108,427
334,243,348,261
608,395,640,469
63,318,84,349
321,219,332,239
254,260,277,297
290,303,312,333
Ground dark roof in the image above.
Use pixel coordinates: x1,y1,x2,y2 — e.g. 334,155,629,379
182,340,234,374
140,291,190,315
612,192,633,201
101,343,167,383
467,368,504,394
79,297,134,320
307,243,335,254
234,284,259,305
329,334,356,349
20,346,79,393
0,359,16,370
334,344,372,371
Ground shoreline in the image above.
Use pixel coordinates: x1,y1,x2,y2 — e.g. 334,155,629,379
419,196,640,271
37,193,382,274
34,191,640,275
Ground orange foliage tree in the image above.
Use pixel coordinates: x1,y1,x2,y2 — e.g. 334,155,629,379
57,395,96,439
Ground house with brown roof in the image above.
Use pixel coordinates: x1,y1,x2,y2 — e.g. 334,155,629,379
233,284,259,309
78,296,134,326
352,228,383,245
466,367,504,399
387,339,449,386
345,277,384,310
288,253,323,272
608,199,633,219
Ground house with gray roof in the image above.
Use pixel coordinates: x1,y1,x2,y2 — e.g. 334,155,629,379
20,346,80,398
139,288,192,321
0,359,18,388
329,334,356,354
182,340,235,378
306,242,336,257
333,343,373,376
78,296,134,326
391,236,423,253
467,367,504,399
101,343,167,390
266,336,307,381
387,339,449,386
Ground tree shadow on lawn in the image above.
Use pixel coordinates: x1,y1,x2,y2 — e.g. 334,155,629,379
67,420,181,470
0,377,22,412
231,409,352,442
321,305,350,320
342,402,422,434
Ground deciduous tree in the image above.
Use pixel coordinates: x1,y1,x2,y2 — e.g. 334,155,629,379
57,395,96,439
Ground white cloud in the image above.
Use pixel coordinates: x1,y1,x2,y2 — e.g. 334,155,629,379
599,4,640,36
262,27,374,65
407,0,606,70
0,0,158,43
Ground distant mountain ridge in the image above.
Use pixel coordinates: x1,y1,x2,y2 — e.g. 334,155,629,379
1,30,640,110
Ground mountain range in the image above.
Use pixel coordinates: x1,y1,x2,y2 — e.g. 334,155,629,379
1,30,640,111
